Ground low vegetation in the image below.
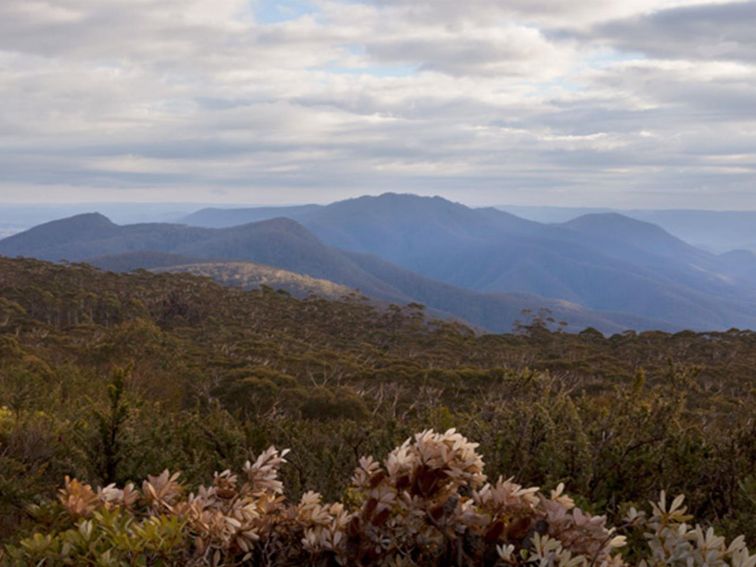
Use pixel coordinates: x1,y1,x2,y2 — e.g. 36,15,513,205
4,429,753,566
0,257,754,564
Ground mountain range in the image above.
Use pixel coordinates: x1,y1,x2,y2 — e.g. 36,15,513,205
182,194,756,329
2,193,756,333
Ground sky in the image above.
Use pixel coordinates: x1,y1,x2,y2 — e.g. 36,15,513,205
0,0,754,208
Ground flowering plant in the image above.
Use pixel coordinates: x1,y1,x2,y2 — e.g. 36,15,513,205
3,429,752,566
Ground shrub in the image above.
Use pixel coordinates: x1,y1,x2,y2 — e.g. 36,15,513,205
3,429,752,567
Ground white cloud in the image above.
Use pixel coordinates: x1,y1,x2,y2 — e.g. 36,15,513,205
0,0,754,208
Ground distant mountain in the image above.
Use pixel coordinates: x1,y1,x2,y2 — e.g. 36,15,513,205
5,195,756,332
558,213,735,294
498,205,756,254
2,213,120,255
0,215,400,300
561,213,697,260
0,212,652,333
154,261,354,299
178,193,756,330
0,213,211,261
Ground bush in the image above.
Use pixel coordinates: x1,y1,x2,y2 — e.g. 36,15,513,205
3,430,753,567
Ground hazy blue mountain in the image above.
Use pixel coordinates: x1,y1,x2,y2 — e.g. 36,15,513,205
0,212,656,333
498,205,756,253
5,197,756,331
561,213,697,259
557,213,750,302
175,194,756,329
0,214,400,300
0,203,213,236
305,196,756,326
0,213,211,262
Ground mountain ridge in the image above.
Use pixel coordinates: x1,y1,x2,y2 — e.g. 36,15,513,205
4,194,756,332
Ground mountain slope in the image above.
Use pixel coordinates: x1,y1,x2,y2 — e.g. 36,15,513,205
342,250,671,333
154,261,354,299
88,251,206,272
562,213,701,260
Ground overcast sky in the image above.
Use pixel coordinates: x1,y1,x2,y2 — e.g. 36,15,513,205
0,0,754,208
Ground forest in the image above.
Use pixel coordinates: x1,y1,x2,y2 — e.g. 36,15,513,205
0,257,753,565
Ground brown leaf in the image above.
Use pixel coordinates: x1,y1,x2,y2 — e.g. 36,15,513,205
363,497,377,519
484,520,505,544
395,474,410,491
505,517,532,541
371,508,390,527
369,470,386,488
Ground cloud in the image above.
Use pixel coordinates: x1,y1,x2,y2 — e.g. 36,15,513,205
591,1,756,63
0,0,753,208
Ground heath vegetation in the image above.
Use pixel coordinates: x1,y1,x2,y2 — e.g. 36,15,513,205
0,258,753,564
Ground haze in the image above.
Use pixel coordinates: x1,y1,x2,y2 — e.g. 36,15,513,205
1,0,755,208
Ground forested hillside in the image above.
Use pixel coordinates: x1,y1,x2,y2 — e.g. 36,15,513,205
0,258,754,564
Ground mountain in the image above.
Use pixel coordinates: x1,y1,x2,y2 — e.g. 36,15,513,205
293,194,541,262
0,212,120,256
0,215,401,300
6,196,756,331
558,213,741,296
177,194,756,330
0,213,210,261
498,205,756,254
0,212,651,333
561,213,698,260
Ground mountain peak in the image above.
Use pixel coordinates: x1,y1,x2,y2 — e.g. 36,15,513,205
45,211,115,228
322,193,473,219
0,212,118,258
27,212,119,239
233,217,318,241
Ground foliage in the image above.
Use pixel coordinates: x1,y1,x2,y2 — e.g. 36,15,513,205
3,430,753,566
0,257,754,556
